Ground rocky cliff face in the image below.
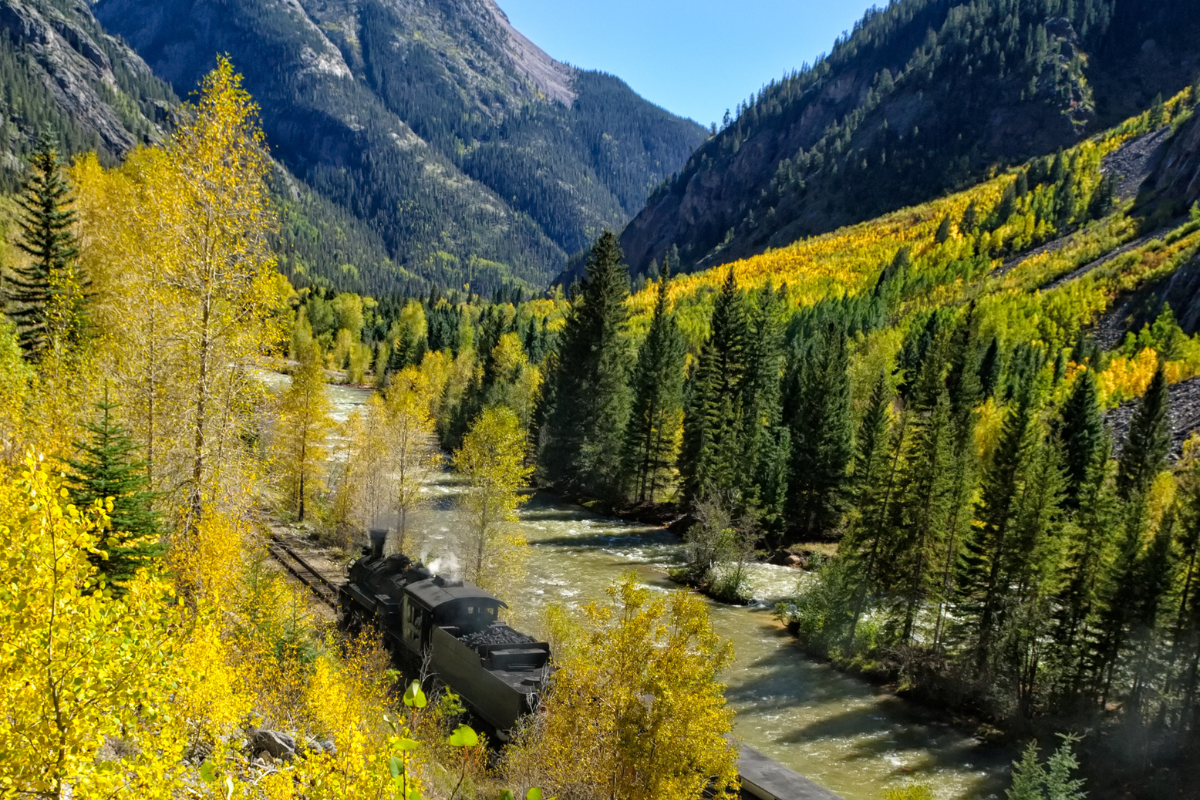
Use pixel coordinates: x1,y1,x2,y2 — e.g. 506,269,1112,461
0,0,173,173
1143,112,1200,211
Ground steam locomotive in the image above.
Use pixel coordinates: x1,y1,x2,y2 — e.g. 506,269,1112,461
338,531,551,733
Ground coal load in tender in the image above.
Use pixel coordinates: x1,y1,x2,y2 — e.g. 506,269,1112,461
338,531,551,734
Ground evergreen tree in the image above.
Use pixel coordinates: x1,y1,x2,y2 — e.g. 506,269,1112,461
743,284,790,530
1115,362,1171,503
979,337,1003,400
623,261,686,504
6,132,83,359
540,231,632,497
1003,431,1066,717
65,393,163,588
787,323,853,538
891,379,955,644
933,311,983,650
680,269,749,503
957,372,1038,674
843,373,902,646
1050,436,1116,702
1058,369,1105,511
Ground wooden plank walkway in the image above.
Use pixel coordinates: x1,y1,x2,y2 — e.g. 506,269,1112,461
738,744,845,800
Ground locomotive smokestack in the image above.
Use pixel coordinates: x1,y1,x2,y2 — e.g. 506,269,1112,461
369,528,388,560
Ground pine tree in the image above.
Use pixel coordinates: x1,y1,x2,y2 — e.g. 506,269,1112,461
680,269,749,504
540,231,632,497
623,260,686,504
1058,369,1105,511
65,392,163,588
1115,362,1171,503
787,322,853,538
6,132,83,360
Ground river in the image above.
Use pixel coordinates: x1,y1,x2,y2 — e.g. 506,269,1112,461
270,374,1013,800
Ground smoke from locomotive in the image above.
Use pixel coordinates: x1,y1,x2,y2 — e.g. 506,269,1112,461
338,530,550,732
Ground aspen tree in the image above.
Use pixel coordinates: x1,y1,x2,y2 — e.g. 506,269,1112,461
275,342,331,522
453,406,531,593
385,367,441,554
153,58,287,527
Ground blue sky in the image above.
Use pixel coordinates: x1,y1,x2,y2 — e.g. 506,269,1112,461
495,0,876,127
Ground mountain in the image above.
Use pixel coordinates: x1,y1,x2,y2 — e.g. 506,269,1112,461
0,0,175,188
620,0,1200,277
90,0,709,295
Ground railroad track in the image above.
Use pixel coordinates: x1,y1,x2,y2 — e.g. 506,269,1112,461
265,533,341,610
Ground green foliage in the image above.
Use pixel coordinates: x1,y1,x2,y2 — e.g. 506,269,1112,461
1115,362,1170,502
681,270,750,504
787,323,853,538
7,133,83,358
623,263,686,503
64,392,164,588
1006,737,1086,800
540,232,633,497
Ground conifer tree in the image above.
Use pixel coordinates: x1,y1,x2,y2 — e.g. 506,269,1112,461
1004,431,1066,716
1116,362,1171,503
65,393,163,588
1058,369,1105,510
7,132,83,360
843,376,904,646
540,231,632,497
787,323,853,538
957,373,1038,674
892,383,955,644
933,312,983,649
742,284,790,529
979,337,1002,400
680,269,749,504
1050,436,1116,699
623,260,686,504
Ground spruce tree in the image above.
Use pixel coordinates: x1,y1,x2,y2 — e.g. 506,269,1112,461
1058,369,1105,511
1115,362,1171,503
540,231,632,497
1050,435,1116,700
787,322,853,538
843,372,901,646
743,284,790,530
892,383,955,644
623,260,686,504
6,132,83,360
933,311,983,650
65,393,163,588
957,372,1038,674
680,269,749,503
979,337,1002,400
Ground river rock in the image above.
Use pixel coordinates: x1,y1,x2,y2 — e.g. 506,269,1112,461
785,554,803,567
250,729,297,761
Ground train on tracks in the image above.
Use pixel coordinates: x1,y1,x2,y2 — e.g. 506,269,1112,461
335,531,551,734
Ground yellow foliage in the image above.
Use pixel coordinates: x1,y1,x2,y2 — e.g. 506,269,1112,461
452,406,533,595
505,575,739,800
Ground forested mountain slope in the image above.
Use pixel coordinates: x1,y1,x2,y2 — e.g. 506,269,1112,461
620,0,1200,277
92,0,708,294
0,0,175,187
